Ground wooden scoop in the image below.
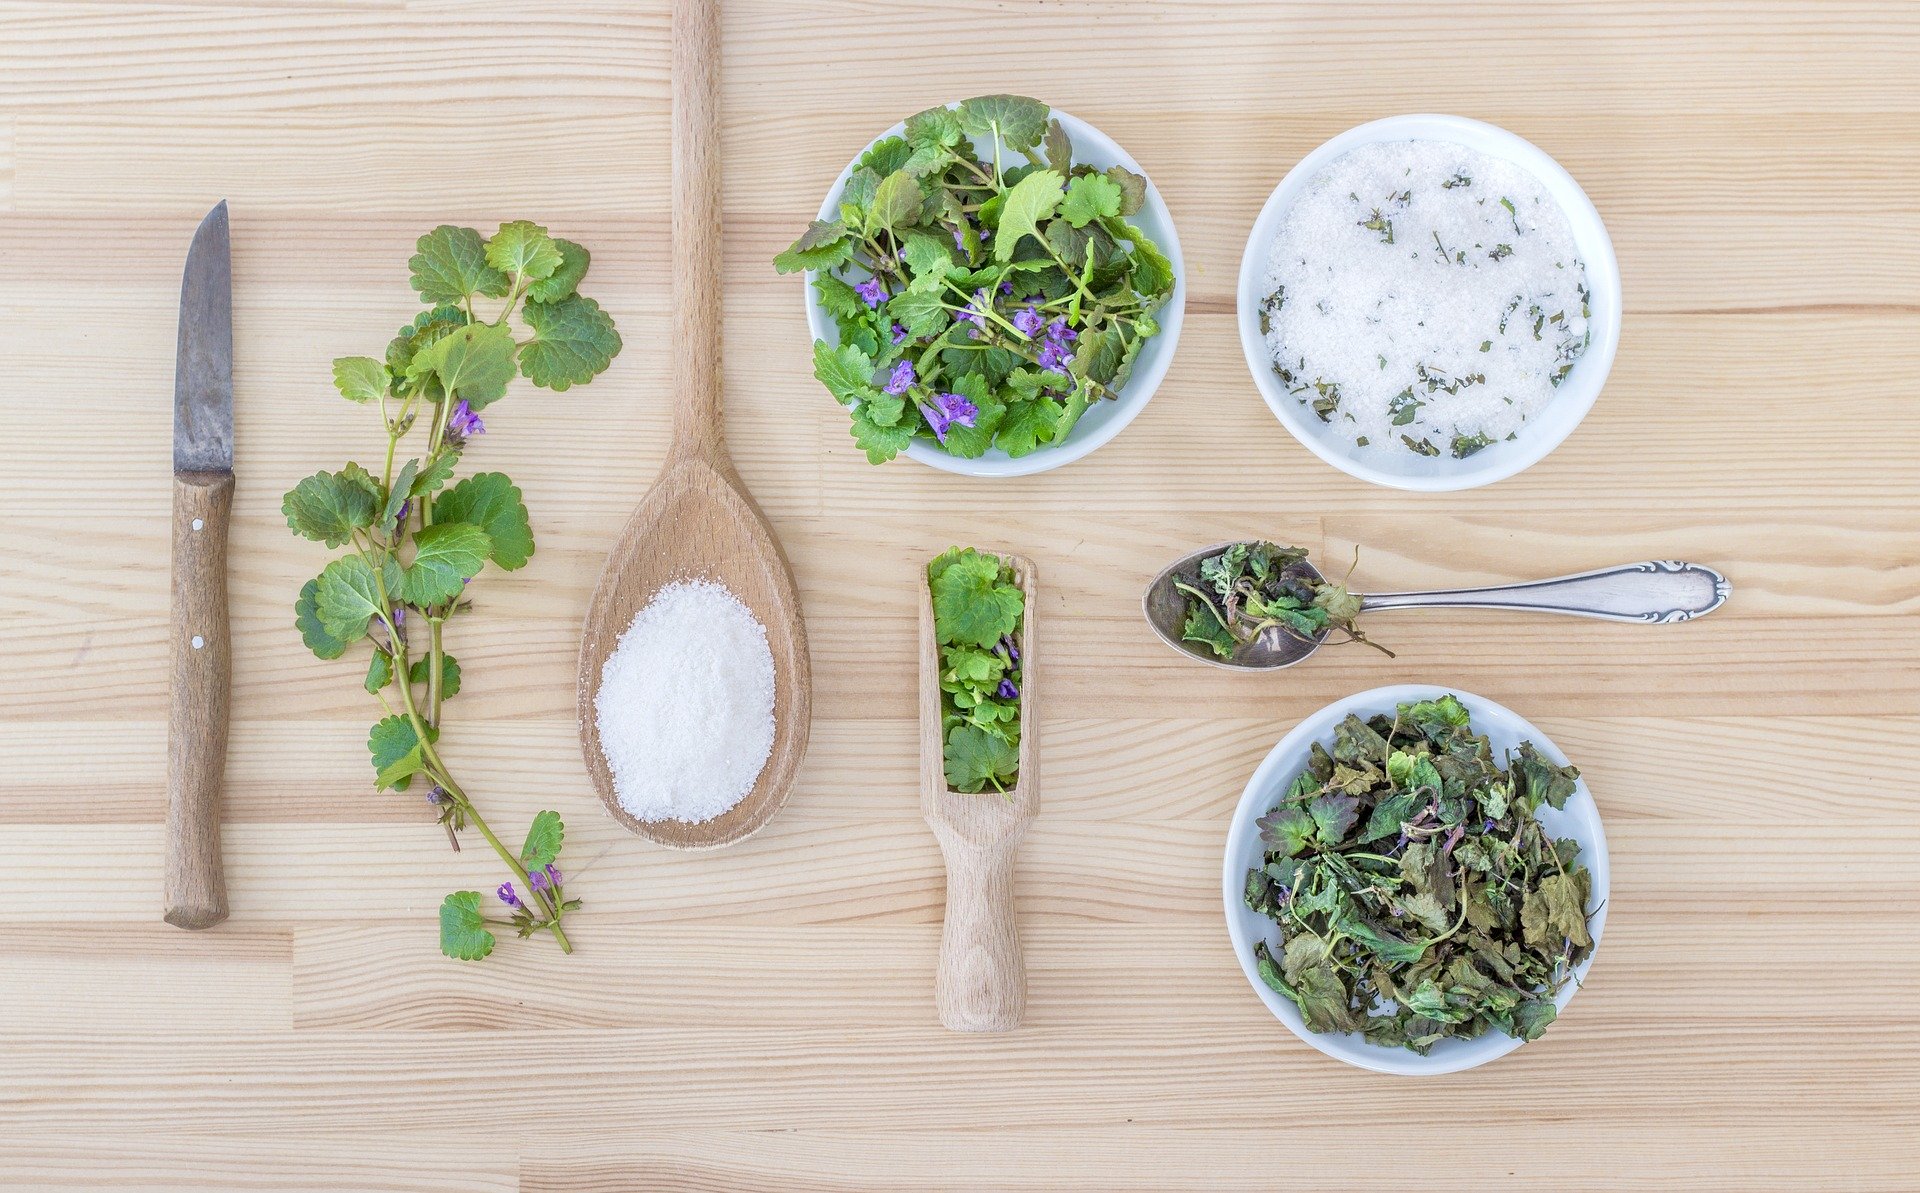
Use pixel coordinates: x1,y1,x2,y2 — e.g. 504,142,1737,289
920,554,1038,1032
575,0,811,849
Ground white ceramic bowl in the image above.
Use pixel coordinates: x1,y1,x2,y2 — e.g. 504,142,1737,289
805,105,1185,477
1236,115,1621,491
1222,684,1610,1075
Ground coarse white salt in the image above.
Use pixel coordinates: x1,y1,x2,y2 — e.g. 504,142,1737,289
1260,140,1590,459
594,578,776,824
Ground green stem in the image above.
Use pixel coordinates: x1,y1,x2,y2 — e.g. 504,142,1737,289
372,562,571,955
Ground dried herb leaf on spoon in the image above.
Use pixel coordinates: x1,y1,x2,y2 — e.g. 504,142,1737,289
1176,541,1390,660
1243,694,1595,1052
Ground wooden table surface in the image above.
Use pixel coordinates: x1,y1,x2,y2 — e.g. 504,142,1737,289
4,2,1917,1189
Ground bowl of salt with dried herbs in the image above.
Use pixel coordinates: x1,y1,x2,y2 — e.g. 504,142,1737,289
1238,115,1620,491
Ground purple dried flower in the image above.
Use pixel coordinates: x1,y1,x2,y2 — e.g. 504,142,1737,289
1011,307,1045,337
890,322,908,345
528,868,550,893
884,359,916,395
854,276,888,308
997,678,1019,700
918,391,979,444
1443,825,1464,855
1394,831,1409,852
1483,817,1495,833
448,399,485,440
497,882,519,908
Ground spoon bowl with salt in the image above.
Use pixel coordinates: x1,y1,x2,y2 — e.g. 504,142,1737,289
576,0,810,849
1143,545,1731,671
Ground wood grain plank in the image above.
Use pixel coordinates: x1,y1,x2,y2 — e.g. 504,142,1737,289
2,0,1917,1185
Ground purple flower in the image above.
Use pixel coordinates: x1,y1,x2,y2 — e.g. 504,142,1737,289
395,499,411,525
528,868,550,893
854,276,888,308
997,678,1019,700
497,882,519,908
884,359,916,395
391,607,406,629
1482,817,1495,833
999,634,1020,663
1011,307,1045,337
1036,338,1073,374
999,280,1014,295
544,864,562,887
890,322,908,345
918,391,979,444
954,288,988,328
952,225,969,252
1443,825,1464,855
448,399,484,440
1044,318,1077,344
426,785,446,806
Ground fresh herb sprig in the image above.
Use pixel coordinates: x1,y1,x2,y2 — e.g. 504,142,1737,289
286,222,622,961
1244,695,1595,1052
1176,541,1391,661
927,548,1025,793
777,94,1176,463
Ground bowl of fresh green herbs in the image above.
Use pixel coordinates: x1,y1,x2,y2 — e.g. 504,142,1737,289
1223,685,1609,1074
780,95,1185,476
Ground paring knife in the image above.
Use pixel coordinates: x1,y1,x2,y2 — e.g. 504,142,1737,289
166,201,233,930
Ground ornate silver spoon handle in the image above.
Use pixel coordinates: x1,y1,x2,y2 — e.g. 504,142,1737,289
1361,561,1731,624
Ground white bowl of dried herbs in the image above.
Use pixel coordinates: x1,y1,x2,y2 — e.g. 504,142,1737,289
784,95,1185,477
1223,685,1610,1074
1237,115,1621,491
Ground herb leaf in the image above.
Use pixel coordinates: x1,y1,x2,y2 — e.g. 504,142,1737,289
519,296,622,391
407,322,518,411
433,473,535,571
928,547,1023,647
519,810,564,869
438,891,496,961
282,468,380,547
409,225,509,305
993,169,1065,262
294,578,349,660
331,356,388,403
485,220,564,282
401,522,492,606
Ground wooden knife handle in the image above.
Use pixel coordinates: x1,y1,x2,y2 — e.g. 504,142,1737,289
933,834,1025,1032
166,470,232,930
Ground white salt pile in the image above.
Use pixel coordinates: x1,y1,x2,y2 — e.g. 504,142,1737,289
594,578,775,824
1260,140,1590,459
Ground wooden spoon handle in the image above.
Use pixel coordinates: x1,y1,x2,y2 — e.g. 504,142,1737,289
933,834,1025,1032
671,0,725,465
166,470,232,930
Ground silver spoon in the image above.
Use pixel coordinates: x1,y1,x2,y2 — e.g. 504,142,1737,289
1143,546,1731,671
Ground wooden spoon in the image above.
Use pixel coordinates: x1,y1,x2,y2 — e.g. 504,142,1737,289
920,553,1038,1032
575,0,811,849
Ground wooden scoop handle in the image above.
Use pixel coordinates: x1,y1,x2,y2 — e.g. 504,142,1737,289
671,0,725,466
932,830,1026,1032
166,470,232,929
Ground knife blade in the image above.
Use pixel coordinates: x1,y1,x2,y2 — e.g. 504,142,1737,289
166,200,233,930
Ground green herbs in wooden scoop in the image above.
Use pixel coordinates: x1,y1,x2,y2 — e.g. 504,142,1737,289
928,547,1025,793
1176,541,1390,660
284,222,622,962
778,94,1176,463
1244,695,1595,1052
